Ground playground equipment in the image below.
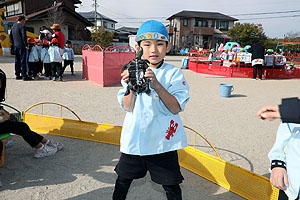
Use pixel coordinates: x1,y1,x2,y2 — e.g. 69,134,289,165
188,48,300,79
0,8,38,56
82,45,136,86
14,102,280,199
0,8,11,56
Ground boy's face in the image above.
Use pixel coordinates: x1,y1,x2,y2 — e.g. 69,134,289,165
66,43,71,48
136,39,171,68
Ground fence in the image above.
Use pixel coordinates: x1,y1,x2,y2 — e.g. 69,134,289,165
82,45,136,86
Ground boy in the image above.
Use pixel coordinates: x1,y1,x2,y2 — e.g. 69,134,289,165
268,122,300,200
62,40,75,75
48,38,63,81
27,38,39,79
258,99,300,199
41,40,51,79
114,20,190,200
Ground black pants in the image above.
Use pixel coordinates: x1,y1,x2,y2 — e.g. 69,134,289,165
279,190,299,200
44,63,52,77
38,61,43,74
28,62,38,77
63,60,74,74
14,47,27,78
112,176,182,200
51,62,63,78
0,120,43,148
253,64,262,79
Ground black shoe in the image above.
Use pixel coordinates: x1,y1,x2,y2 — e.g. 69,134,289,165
22,76,34,81
15,76,23,80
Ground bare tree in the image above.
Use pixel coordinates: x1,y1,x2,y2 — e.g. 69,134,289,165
43,5,65,29
285,31,300,39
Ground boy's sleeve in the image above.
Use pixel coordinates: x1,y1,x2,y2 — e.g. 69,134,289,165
268,122,292,163
117,79,129,112
41,49,45,61
167,69,190,111
71,49,75,60
33,47,39,61
279,97,300,124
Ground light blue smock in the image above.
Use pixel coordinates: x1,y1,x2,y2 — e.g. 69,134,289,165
117,62,190,156
62,47,74,60
28,45,39,62
36,45,42,59
48,46,63,63
41,48,51,63
269,122,300,199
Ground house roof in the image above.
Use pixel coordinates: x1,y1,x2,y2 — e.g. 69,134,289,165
78,11,117,23
167,10,238,21
115,27,138,34
25,2,93,26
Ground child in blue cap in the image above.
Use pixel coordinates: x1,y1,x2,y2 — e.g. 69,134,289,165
113,20,190,200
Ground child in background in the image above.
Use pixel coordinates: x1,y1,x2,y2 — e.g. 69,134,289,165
114,20,190,200
62,40,75,76
27,38,39,79
41,40,51,80
35,39,43,76
48,38,63,81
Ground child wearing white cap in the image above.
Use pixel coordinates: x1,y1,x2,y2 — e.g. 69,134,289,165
113,20,190,200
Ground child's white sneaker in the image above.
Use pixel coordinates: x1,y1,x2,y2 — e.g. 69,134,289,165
34,144,57,158
47,139,63,151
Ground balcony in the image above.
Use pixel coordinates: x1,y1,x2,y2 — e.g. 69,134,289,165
193,27,214,35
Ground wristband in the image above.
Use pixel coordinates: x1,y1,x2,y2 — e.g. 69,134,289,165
271,160,286,170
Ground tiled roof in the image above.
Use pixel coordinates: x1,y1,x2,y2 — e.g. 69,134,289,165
167,10,238,21
78,11,117,23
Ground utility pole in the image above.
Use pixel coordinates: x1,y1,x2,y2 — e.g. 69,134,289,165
94,0,97,26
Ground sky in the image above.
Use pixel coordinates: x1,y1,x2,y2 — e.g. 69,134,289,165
75,0,300,38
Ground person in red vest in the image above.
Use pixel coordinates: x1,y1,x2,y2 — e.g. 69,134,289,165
50,24,65,49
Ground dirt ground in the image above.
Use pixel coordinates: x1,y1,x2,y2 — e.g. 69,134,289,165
0,55,299,199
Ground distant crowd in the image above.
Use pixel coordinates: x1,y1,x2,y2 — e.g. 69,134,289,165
9,16,74,81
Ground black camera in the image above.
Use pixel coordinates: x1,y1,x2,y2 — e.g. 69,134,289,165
123,47,150,94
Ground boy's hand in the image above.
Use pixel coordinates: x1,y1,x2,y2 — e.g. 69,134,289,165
121,69,129,83
145,68,159,89
257,105,280,120
270,167,289,190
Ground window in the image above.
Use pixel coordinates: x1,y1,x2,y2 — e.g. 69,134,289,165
103,21,108,28
4,2,22,17
195,20,208,27
183,18,188,26
211,20,215,28
220,21,229,31
216,21,220,29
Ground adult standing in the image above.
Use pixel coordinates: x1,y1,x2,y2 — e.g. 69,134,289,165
248,40,265,80
9,16,31,80
50,24,65,49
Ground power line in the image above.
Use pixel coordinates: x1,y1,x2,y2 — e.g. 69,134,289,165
240,14,300,20
232,9,300,16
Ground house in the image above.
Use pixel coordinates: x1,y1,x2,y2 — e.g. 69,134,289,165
0,0,93,41
78,11,117,32
166,10,238,50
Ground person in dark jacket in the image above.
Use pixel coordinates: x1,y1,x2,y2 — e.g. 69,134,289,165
9,16,32,81
257,97,300,124
248,40,265,80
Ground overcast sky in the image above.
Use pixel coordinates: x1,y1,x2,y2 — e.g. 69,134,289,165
76,0,300,38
